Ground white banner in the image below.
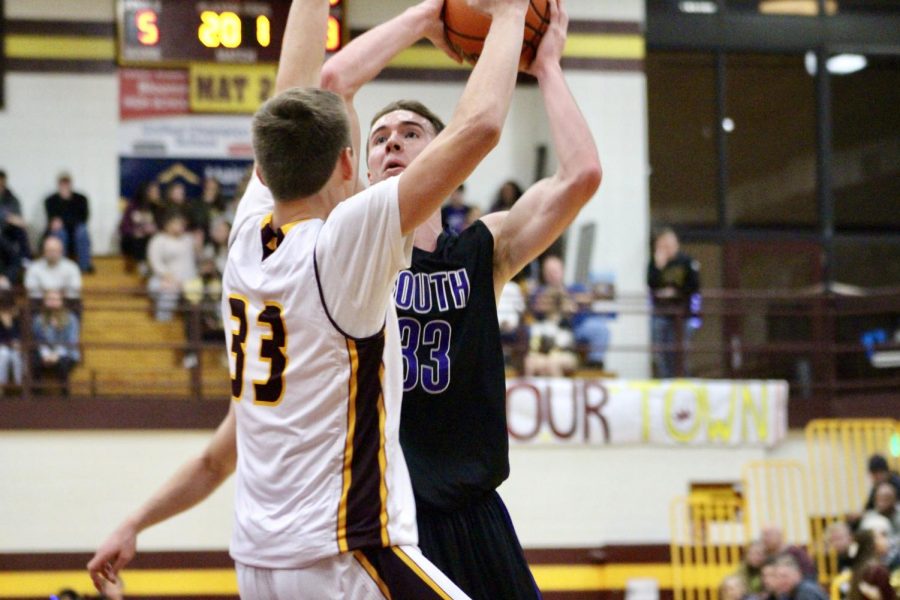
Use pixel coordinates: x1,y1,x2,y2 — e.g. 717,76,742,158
118,115,254,159
506,378,789,447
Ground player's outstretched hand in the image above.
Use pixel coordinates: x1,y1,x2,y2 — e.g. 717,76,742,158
86,521,137,592
525,0,568,77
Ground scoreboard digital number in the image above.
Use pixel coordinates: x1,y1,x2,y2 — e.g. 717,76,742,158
118,0,344,66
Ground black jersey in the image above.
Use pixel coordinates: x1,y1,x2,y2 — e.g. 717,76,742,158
395,221,509,512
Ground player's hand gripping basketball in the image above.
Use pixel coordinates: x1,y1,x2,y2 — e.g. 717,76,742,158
524,0,567,77
418,0,464,63
86,521,137,592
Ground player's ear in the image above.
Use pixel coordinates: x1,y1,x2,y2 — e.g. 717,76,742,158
339,147,354,181
254,164,267,187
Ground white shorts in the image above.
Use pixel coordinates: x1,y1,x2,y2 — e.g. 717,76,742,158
236,545,470,600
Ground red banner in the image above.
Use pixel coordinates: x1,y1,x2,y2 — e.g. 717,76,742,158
119,68,190,120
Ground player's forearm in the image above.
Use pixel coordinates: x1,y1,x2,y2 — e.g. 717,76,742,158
538,64,602,201
125,454,233,534
448,6,527,144
321,5,430,99
275,0,330,93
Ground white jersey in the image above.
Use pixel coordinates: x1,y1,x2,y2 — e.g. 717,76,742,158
223,174,417,569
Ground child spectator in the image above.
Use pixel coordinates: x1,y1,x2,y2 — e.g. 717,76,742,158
31,290,80,392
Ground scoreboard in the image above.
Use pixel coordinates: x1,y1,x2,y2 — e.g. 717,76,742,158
117,0,344,66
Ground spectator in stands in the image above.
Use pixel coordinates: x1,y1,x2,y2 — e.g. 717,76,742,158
760,559,779,600
25,237,82,300
860,513,900,572
720,574,750,600
45,172,93,273
497,280,526,367
864,456,900,513
0,170,33,273
190,176,227,241
147,212,196,322
762,524,818,581
489,179,524,214
867,483,900,539
441,184,480,235
828,520,857,573
772,554,828,600
201,217,230,276
526,257,580,376
155,181,191,229
181,256,224,370
119,181,159,274
31,289,80,392
849,528,897,600
648,227,700,378
0,291,23,390
736,540,767,596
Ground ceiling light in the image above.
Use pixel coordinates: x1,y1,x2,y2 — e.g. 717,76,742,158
679,1,718,14
804,51,868,76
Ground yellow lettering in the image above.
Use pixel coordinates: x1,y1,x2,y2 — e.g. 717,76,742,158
707,390,736,442
664,382,707,443
256,15,271,47
199,11,220,48
136,9,159,46
220,11,242,49
326,15,341,52
740,384,768,442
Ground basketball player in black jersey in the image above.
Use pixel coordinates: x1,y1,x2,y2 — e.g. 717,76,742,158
321,1,602,597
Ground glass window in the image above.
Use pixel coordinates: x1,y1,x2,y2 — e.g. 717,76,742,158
681,242,724,376
835,0,900,14
725,54,818,227
832,54,900,230
647,52,719,226
727,0,832,15
834,240,900,288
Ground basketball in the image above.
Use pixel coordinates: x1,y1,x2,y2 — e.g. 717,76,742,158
443,0,552,67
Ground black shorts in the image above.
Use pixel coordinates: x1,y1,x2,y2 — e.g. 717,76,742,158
416,490,542,600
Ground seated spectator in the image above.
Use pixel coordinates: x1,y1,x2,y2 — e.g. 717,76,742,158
526,282,579,376
0,170,32,275
771,554,828,600
497,280,527,368
828,520,857,573
441,184,480,235
860,513,900,571
489,179,523,214
31,290,80,393
181,256,224,369
849,529,897,600
760,560,779,600
865,456,900,514
25,237,82,300
0,292,23,389
190,176,227,241
155,181,191,229
44,172,93,273
119,181,159,274
147,213,197,321
720,574,750,600
736,540,767,597
201,217,230,276
865,483,900,540
762,524,818,582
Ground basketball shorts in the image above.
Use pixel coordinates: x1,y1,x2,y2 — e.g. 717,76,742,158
236,544,470,599
417,490,542,600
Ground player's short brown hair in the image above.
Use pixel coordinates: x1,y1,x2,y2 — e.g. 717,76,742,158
370,100,446,142
252,87,351,201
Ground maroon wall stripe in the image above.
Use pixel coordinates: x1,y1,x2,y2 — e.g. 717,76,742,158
5,58,116,74
5,20,115,37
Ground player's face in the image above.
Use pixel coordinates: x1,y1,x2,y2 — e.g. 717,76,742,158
367,110,437,184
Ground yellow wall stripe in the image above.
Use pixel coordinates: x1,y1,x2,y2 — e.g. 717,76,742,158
0,570,238,597
0,563,720,597
387,33,644,70
565,33,645,60
5,35,115,60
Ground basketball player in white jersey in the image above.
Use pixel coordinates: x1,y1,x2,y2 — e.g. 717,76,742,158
87,0,532,597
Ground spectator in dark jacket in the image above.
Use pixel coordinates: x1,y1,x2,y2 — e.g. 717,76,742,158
45,172,93,273
771,554,827,600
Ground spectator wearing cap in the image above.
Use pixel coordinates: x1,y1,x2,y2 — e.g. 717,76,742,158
24,237,82,300
44,172,93,273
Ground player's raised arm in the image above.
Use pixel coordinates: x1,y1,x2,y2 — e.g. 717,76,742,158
482,0,602,292
87,406,237,591
320,0,454,188
275,0,331,93
397,0,529,235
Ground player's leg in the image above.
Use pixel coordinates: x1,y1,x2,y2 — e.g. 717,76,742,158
237,553,391,600
352,545,471,600
417,491,542,600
